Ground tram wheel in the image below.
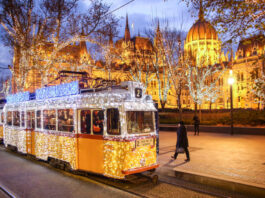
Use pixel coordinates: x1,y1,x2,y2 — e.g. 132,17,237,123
151,175,158,185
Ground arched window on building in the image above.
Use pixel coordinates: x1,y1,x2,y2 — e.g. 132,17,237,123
252,45,257,56
238,49,243,58
237,73,240,81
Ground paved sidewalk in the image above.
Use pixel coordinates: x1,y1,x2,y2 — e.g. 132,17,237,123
157,131,265,189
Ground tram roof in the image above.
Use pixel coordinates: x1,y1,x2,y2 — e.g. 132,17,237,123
6,81,150,105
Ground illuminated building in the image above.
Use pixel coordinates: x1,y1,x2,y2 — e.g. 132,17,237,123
12,11,264,110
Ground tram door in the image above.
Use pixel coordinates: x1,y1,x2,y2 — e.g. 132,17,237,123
77,109,104,174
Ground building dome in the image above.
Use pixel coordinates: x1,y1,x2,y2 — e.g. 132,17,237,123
186,19,218,43
184,2,222,66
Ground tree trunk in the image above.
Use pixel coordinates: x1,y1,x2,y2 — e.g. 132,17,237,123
199,104,202,122
177,92,182,121
160,101,166,111
194,102,198,116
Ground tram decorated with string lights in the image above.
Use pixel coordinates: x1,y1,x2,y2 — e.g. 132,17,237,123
2,80,159,179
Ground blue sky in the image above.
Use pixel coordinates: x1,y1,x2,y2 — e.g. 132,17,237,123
0,0,196,78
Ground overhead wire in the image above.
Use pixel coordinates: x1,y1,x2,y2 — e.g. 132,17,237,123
105,0,136,16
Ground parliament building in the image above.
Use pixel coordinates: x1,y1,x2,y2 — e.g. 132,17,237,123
12,9,265,110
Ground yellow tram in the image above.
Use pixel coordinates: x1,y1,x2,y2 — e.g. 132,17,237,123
3,81,158,179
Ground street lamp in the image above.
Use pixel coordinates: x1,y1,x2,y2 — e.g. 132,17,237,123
228,71,235,135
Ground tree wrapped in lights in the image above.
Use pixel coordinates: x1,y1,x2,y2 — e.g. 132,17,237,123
161,25,187,118
0,0,118,92
186,58,226,115
252,72,265,105
150,19,188,112
0,78,11,97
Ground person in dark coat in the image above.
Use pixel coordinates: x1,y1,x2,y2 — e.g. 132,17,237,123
171,121,190,161
193,115,200,135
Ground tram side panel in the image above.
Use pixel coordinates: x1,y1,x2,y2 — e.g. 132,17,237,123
4,127,27,153
33,131,77,169
77,135,104,174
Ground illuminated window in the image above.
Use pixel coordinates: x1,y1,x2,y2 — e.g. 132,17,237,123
43,110,56,130
37,110,42,129
252,47,257,55
127,111,154,134
27,111,35,129
81,110,91,134
107,108,120,135
7,112,12,126
58,109,74,132
21,111,25,127
13,111,20,127
93,110,104,135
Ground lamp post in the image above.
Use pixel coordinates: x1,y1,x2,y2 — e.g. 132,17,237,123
228,73,235,135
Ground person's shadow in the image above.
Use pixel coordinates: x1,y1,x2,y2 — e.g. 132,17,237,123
163,160,188,168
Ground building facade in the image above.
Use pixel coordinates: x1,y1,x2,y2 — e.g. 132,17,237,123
12,12,265,110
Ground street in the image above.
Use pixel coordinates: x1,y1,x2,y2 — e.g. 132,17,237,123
0,143,214,198
1,131,265,198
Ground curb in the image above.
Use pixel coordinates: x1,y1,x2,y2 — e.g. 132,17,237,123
159,125,265,135
174,170,265,198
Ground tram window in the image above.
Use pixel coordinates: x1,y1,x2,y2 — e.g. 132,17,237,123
13,111,20,127
81,110,91,134
27,111,35,129
93,110,104,135
7,112,12,126
43,110,55,130
127,111,154,134
37,110,42,129
107,108,120,135
21,111,25,127
58,109,74,132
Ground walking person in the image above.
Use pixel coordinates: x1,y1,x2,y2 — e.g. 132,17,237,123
193,115,200,135
171,121,190,162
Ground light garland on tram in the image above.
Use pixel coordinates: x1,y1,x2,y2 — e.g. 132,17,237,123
4,81,157,178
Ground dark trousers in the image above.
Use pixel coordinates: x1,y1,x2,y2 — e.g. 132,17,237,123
174,147,190,160
194,124,199,135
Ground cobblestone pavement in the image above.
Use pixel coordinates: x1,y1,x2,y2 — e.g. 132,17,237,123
158,131,265,188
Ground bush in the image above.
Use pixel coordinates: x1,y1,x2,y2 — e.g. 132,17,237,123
159,110,265,126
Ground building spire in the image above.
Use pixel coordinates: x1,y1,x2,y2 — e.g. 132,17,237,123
199,0,204,21
125,13,130,42
157,20,160,32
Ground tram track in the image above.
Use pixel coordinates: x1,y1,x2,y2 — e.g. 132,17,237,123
0,144,222,198
0,184,16,198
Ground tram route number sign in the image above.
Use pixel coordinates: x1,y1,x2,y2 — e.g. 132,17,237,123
135,138,154,148
135,88,142,98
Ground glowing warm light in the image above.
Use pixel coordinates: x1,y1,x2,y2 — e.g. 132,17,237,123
228,77,235,85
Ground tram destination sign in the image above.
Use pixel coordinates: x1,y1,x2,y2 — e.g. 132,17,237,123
135,138,154,148
135,88,142,98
